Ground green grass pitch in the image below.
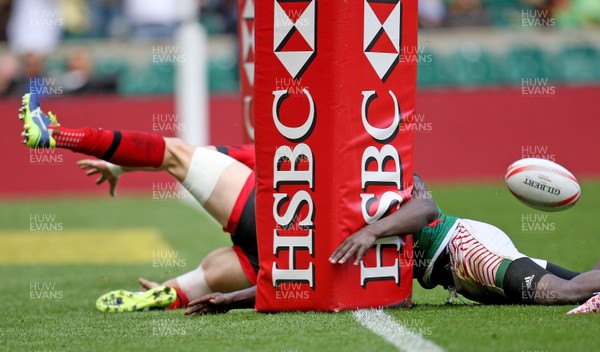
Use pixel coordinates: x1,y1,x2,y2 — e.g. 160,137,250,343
0,181,598,351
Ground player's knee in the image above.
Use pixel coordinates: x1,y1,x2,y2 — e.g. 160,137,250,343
201,247,229,266
201,259,234,292
200,248,249,292
200,248,228,288
202,265,221,291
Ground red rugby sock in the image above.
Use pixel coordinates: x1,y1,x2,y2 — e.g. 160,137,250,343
52,126,165,168
167,287,189,310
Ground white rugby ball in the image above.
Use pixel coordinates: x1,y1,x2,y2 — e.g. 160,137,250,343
505,158,580,212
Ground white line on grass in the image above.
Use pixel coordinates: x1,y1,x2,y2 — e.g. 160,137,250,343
353,309,445,352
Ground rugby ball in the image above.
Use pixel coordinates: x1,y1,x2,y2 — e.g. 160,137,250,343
505,158,580,212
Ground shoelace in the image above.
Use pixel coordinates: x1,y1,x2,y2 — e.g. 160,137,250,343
446,286,472,305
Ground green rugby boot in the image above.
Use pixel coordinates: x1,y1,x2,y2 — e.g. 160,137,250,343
19,93,59,148
96,286,177,313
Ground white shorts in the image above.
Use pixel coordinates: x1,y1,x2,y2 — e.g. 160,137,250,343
447,219,544,300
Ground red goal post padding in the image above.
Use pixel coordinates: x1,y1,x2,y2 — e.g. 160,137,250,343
253,0,417,312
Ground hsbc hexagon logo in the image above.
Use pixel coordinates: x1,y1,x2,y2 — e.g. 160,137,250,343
273,0,316,80
241,0,255,87
364,0,402,81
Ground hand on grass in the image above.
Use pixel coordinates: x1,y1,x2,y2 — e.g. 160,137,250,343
185,293,233,316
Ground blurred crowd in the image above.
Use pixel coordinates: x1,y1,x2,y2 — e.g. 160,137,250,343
0,0,236,97
419,0,600,28
0,0,236,42
0,0,599,97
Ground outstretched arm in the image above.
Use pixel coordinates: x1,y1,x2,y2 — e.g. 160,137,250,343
329,175,438,265
184,286,257,316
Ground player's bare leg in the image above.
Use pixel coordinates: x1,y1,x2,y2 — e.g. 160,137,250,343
83,142,255,311
130,253,250,311
535,271,600,304
140,247,252,296
80,137,252,229
137,140,255,306
195,247,253,292
92,145,254,312
20,93,252,228
19,94,256,312
159,138,252,227
134,246,253,313
148,247,252,292
536,268,600,314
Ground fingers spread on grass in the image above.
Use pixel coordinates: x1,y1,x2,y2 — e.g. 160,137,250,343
184,301,209,316
184,306,199,316
187,294,214,307
185,293,231,316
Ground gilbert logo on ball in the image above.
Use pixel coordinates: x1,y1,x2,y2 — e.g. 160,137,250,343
505,158,580,212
